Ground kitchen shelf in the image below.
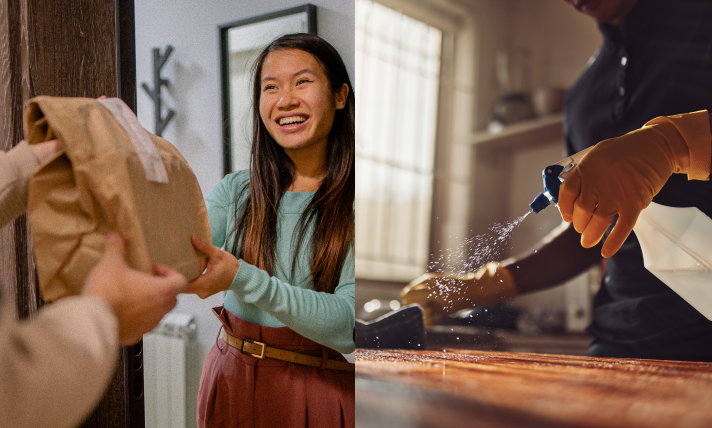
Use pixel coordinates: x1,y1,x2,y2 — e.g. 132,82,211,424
469,114,563,149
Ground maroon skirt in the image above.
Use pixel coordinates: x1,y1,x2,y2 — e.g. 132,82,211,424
196,307,355,428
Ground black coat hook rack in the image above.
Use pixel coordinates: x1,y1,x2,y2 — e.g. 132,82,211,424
141,45,175,137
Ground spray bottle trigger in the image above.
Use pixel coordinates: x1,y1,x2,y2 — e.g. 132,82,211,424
543,164,565,203
559,162,576,180
529,146,594,214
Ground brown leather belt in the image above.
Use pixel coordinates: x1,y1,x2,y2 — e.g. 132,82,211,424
220,329,355,372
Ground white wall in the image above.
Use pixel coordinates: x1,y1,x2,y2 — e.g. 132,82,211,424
511,0,601,91
134,0,354,417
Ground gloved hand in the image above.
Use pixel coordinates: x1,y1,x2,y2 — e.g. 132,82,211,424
558,111,712,258
401,262,517,326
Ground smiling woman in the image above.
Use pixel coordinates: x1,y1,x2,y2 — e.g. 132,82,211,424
259,49,349,191
189,33,355,428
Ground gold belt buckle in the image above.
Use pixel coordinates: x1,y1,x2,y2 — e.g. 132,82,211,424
241,338,266,359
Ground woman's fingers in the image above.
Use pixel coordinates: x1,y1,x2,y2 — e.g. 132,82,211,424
191,234,216,256
185,237,239,298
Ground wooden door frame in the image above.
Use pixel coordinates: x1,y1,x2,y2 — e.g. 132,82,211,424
117,2,145,427
0,0,144,425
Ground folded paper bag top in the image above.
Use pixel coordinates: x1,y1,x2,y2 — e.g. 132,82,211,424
26,96,210,302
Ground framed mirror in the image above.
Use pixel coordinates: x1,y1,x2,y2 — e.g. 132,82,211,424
219,4,317,176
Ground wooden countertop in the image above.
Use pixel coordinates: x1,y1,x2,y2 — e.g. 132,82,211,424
356,349,712,428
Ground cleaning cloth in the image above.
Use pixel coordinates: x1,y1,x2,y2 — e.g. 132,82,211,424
25,96,210,302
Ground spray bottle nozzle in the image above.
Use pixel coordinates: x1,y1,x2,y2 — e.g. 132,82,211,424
529,193,551,213
529,146,595,214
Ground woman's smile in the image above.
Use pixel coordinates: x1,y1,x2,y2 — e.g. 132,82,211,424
276,114,310,132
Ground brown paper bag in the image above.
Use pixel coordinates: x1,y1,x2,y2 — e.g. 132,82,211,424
26,96,210,302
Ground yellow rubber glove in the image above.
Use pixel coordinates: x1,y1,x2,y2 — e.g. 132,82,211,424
558,110,712,258
401,262,517,326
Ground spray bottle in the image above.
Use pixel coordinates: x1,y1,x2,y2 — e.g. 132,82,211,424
529,147,712,321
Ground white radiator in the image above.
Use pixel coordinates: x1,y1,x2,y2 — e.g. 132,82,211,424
144,312,199,428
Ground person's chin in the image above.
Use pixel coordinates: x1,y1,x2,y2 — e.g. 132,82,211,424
275,137,310,152
576,0,610,20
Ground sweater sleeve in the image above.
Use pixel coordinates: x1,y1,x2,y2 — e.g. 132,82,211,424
0,141,40,227
229,254,355,355
0,296,119,428
205,172,238,249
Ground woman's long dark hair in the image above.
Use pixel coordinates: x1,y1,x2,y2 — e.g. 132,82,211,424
229,33,355,294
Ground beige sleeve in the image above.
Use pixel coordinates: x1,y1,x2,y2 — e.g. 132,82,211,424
0,141,40,227
0,296,119,428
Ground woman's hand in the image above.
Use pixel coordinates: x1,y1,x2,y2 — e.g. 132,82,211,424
188,234,240,298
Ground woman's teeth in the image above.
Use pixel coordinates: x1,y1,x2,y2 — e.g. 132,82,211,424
279,116,307,126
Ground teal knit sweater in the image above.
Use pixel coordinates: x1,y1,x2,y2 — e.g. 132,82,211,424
205,171,355,354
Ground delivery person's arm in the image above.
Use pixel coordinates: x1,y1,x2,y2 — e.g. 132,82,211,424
0,139,115,428
0,139,61,226
1,233,187,428
0,140,187,428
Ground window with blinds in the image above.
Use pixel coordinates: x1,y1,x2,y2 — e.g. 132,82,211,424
355,0,442,281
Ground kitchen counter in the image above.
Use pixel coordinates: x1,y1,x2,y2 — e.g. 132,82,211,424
356,349,712,428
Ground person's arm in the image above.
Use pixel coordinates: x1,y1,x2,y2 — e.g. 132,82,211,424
0,297,118,428
0,141,39,227
502,221,602,294
0,233,187,428
229,252,355,355
401,221,601,322
190,233,355,355
0,139,62,227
